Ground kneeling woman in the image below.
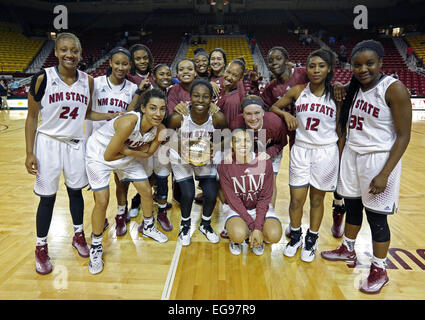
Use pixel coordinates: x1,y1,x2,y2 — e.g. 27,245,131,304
86,88,168,275
217,129,283,255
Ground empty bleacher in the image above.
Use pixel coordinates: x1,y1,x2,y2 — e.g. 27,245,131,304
0,22,44,73
186,37,254,71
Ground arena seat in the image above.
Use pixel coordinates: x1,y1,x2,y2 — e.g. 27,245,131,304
0,22,44,73
186,37,254,70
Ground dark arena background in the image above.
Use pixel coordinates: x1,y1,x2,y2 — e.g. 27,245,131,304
1,0,425,306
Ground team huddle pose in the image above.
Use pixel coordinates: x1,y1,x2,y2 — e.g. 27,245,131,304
24,32,411,295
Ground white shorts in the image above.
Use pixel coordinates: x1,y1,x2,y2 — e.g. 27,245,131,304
223,203,280,226
337,146,401,214
85,137,148,191
34,133,88,197
289,143,339,192
153,146,171,177
169,148,217,182
272,151,283,174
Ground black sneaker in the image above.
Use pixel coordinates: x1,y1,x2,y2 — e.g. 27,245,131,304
179,221,191,246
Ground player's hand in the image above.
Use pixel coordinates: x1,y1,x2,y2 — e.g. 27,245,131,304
208,102,220,115
258,152,270,161
139,73,151,91
369,173,389,195
174,102,190,115
25,153,38,175
333,81,347,102
282,112,298,131
211,82,221,97
249,229,264,248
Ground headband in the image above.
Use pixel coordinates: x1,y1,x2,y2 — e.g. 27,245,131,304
241,99,265,110
110,47,131,59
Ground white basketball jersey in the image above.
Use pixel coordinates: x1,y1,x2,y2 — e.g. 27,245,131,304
347,76,398,154
91,75,137,132
91,111,157,153
294,83,338,147
179,112,215,141
38,66,90,140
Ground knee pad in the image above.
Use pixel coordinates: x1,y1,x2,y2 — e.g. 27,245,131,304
366,210,390,242
344,198,363,226
155,175,169,201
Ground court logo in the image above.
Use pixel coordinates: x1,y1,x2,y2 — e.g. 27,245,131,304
52,264,69,290
53,5,68,30
353,5,368,30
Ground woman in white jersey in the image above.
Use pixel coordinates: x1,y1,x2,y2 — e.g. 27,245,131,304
25,33,122,275
168,79,227,246
271,49,341,262
321,40,412,294
85,88,168,274
87,47,144,237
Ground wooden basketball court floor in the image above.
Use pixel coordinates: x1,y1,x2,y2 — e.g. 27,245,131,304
1,109,424,300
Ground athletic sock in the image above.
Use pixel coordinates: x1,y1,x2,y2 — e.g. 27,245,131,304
117,205,126,215
158,203,167,210
36,236,47,246
372,255,387,269
342,235,356,252
333,199,344,206
91,233,103,248
73,224,83,234
308,229,319,235
143,216,154,228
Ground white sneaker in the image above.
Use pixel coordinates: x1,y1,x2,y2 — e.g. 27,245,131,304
141,222,168,243
179,223,191,246
301,230,319,262
88,245,104,275
283,229,303,257
252,242,265,256
199,223,220,243
128,206,140,218
229,241,241,255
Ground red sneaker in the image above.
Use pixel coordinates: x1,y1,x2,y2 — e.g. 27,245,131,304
35,244,53,275
157,210,173,231
72,231,90,257
359,264,389,294
331,204,345,238
321,244,357,263
220,230,229,239
115,213,127,236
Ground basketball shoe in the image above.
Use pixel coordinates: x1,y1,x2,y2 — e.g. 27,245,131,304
157,208,173,231
88,245,104,275
140,219,168,243
320,244,357,263
359,264,389,294
179,221,191,246
301,230,318,262
229,241,241,255
129,194,141,218
283,228,303,257
220,229,229,239
35,244,53,275
199,221,220,243
72,231,90,257
115,212,128,237
252,242,265,256
331,203,346,238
